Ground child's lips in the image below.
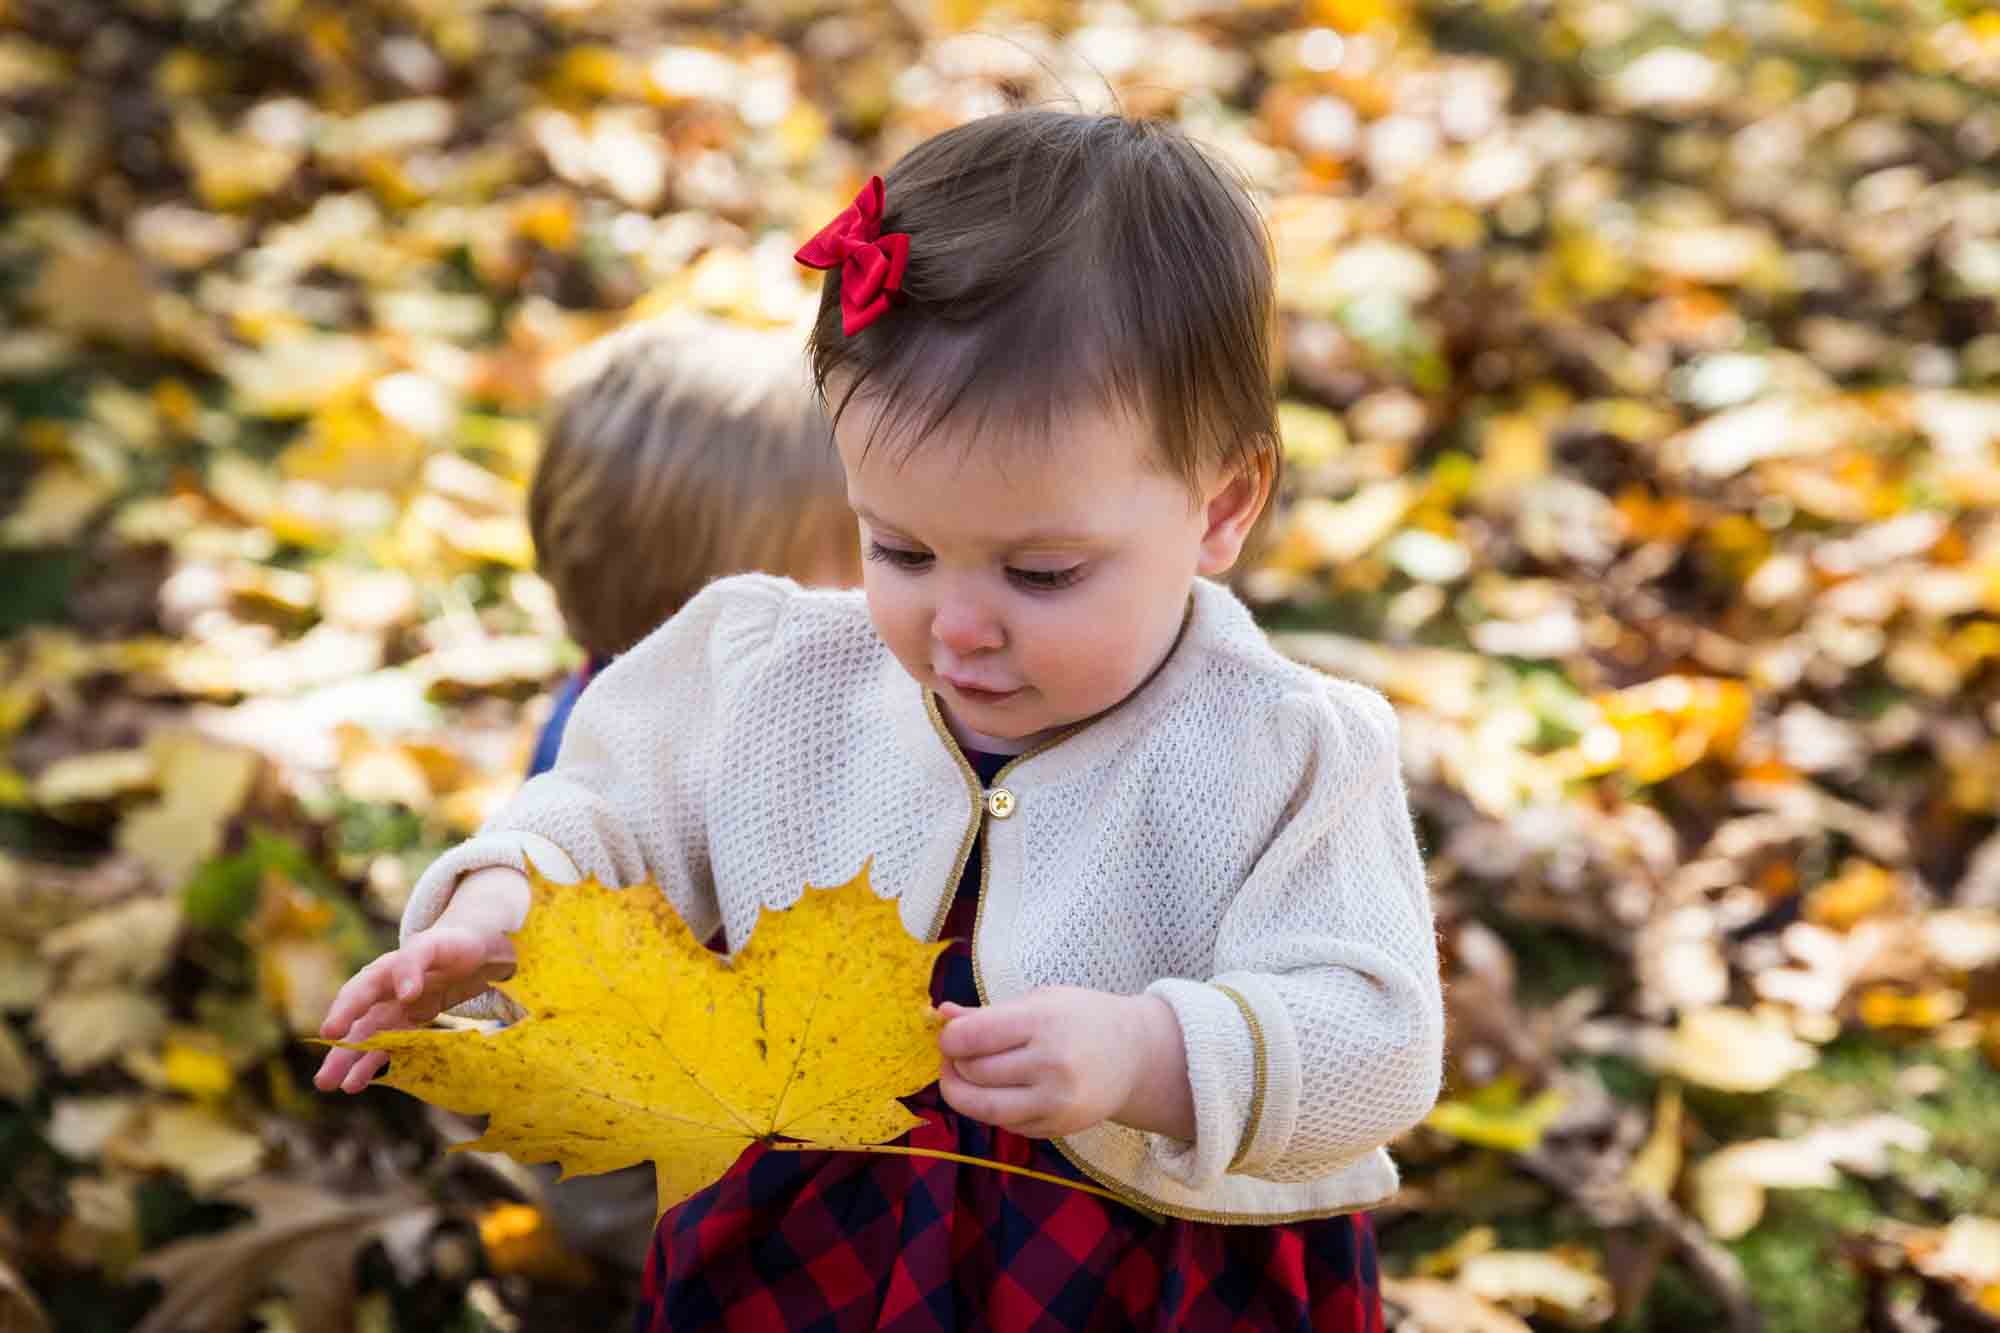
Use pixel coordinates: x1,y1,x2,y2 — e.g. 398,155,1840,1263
943,676,1021,703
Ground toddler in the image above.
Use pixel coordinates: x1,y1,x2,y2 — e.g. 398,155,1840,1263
525,314,860,777
491,314,864,1274
321,110,1443,1331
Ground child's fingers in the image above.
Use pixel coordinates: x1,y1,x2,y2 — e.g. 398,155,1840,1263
341,1049,389,1093
319,955,396,1038
951,1047,1039,1088
315,1043,382,1092
938,1067,1043,1131
313,1046,356,1091
937,1005,1034,1060
401,929,511,1001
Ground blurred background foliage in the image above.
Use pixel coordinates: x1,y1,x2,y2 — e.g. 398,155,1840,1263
3,0,2000,1329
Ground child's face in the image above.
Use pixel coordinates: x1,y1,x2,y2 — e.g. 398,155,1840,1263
836,399,1263,749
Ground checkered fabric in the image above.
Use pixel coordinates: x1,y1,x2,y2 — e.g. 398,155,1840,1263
639,753,1384,1332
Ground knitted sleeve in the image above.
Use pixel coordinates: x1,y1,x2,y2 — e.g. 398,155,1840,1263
397,574,795,1019
1143,681,1443,1189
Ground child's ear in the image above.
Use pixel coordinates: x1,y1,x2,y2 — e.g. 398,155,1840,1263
1195,455,1274,576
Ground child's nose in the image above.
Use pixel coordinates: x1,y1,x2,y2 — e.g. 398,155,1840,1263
932,597,1003,655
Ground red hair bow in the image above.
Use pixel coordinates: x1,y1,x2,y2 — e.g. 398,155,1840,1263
795,176,910,336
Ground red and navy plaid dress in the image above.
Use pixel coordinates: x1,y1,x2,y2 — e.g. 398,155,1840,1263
639,749,1385,1332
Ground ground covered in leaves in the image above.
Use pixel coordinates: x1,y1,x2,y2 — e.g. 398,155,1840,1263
4,0,2000,1330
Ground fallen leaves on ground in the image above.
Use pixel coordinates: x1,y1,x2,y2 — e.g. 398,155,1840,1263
2,0,1999,1327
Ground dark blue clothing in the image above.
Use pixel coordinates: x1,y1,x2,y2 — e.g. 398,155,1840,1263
527,657,605,778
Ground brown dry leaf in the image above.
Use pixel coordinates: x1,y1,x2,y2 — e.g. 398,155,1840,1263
57,1175,142,1271
24,224,157,347
132,1178,436,1333
0,1256,51,1333
0,1021,36,1103
257,937,347,1039
35,988,169,1074
0,938,52,1013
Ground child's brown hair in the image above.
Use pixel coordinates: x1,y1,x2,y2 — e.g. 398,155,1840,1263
531,316,856,659
804,110,1279,504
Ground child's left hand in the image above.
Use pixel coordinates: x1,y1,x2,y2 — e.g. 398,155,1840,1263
936,988,1194,1140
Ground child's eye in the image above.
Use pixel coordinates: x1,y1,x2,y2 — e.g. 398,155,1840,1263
1008,565,1085,592
866,541,933,571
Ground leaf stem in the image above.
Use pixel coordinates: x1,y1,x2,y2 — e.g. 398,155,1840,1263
766,1140,1138,1211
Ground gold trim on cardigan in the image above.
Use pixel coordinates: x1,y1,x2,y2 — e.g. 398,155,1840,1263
922,687,1370,1226
1213,983,1268,1172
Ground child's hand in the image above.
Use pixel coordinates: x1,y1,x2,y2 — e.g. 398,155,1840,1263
312,924,517,1092
313,867,532,1094
936,988,1194,1140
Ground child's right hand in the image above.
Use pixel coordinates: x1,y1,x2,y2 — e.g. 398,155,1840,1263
314,867,532,1093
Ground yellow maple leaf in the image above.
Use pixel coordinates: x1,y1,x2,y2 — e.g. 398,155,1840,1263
341,865,948,1217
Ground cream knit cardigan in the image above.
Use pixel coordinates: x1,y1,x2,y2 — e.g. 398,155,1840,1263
402,574,1443,1224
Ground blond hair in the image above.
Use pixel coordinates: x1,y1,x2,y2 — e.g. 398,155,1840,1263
531,316,855,659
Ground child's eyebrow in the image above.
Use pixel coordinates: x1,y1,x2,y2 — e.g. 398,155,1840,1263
852,503,1100,553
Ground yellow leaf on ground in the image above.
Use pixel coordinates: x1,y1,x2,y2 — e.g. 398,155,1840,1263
1804,860,1898,931
1414,1225,1499,1278
343,864,946,1217
1857,985,1965,1030
1623,1084,1683,1202
160,1035,237,1100
475,1203,594,1284
1425,1077,1568,1152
